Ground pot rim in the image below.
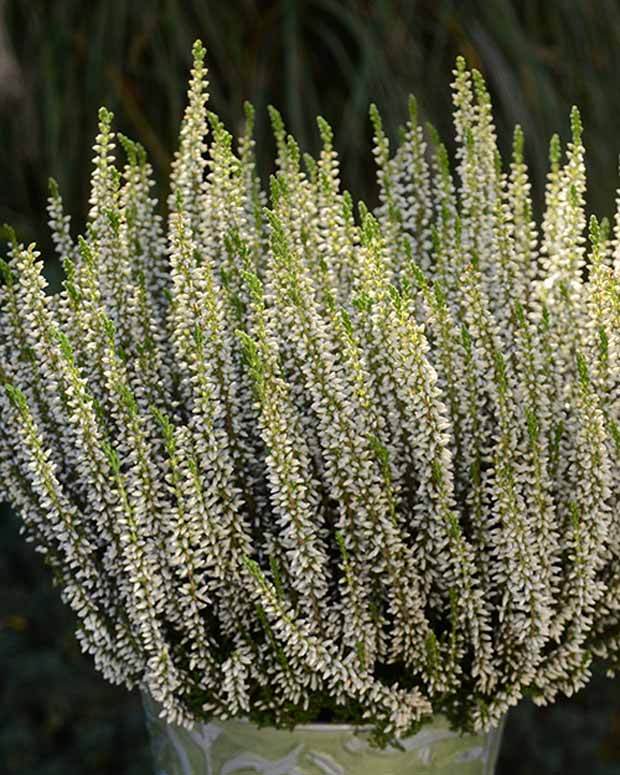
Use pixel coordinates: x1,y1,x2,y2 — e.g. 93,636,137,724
233,717,375,733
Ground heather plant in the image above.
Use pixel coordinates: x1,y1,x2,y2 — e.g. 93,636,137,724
2,41,620,746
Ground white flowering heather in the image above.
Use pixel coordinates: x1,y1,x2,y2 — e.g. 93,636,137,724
3,44,620,743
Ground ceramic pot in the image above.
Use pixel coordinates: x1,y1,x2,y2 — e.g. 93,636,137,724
143,693,506,775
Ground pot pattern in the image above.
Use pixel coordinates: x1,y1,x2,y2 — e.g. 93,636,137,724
143,694,505,775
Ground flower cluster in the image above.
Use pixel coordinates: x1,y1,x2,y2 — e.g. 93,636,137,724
3,42,620,743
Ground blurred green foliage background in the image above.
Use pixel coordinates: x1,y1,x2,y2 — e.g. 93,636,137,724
3,1,620,772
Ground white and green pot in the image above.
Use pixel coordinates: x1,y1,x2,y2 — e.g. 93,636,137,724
143,694,506,775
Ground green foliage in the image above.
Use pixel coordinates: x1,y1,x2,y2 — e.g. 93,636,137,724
5,0,620,261
0,41,609,736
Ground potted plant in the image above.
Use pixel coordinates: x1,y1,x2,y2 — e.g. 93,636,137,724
2,41,620,774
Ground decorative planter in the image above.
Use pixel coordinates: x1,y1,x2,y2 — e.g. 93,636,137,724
143,694,506,775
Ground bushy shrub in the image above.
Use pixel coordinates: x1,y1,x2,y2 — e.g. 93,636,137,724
2,42,620,744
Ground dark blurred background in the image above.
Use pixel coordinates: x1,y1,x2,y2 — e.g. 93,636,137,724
2,1,620,773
